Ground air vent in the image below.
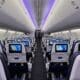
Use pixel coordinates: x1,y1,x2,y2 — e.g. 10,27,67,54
0,0,5,8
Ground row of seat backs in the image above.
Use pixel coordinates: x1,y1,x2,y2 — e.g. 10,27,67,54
44,38,70,53
5,38,34,53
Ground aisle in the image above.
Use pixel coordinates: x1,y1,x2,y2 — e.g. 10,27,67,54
31,40,47,80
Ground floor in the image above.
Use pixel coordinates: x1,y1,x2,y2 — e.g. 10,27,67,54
31,40,47,80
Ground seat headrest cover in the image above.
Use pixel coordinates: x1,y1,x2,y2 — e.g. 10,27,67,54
0,60,7,80
70,55,80,80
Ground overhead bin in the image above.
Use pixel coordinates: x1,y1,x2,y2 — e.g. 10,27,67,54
0,0,35,33
42,0,80,33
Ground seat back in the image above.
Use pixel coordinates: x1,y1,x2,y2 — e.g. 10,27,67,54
0,59,7,80
6,43,27,63
51,43,70,62
70,55,80,80
68,42,80,78
70,41,80,57
0,54,10,80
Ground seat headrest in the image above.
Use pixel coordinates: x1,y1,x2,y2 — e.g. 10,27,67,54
70,55,80,80
0,59,7,80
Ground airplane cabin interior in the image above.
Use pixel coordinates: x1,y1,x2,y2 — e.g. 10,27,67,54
0,0,80,80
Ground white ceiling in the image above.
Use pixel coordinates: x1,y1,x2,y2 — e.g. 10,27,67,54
0,0,80,33
30,0,50,27
42,0,80,33
0,0,35,33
